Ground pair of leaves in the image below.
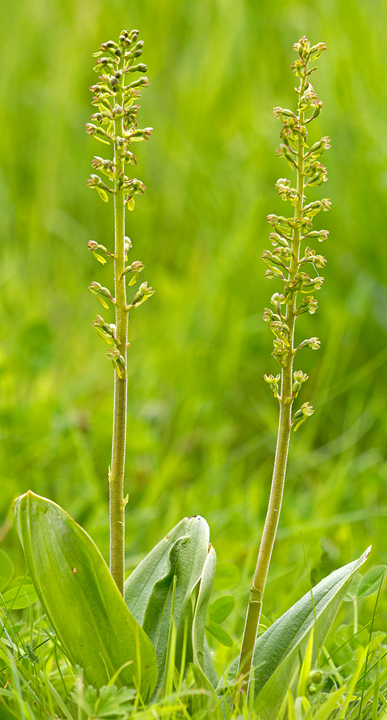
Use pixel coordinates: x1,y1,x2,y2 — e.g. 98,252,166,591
225,546,370,718
14,492,158,699
0,548,38,610
124,515,218,694
14,495,219,698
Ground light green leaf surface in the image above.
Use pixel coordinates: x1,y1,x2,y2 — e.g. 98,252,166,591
355,565,386,599
125,516,217,694
209,595,235,624
192,545,218,685
0,550,14,593
14,492,158,698
226,548,370,718
206,621,233,647
343,573,362,601
0,584,38,609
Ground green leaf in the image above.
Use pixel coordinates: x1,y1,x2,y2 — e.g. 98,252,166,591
125,516,216,695
14,492,158,699
0,584,38,609
343,572,362,602
206,621,233,647
0,550,14,592
225,548,370,717
209,595,235,624
192,546,218,687
355,565,386,599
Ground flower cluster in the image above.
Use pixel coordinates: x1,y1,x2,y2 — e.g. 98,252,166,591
262,37,330,430
86,30,154,377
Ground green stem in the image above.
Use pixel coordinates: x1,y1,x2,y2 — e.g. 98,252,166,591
237,74,307,692
110,57,128,596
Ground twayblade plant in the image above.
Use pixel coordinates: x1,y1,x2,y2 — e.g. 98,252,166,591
238,35,330,690
12,29,218,699
234,36,371,705
86,28,154,595
9,32,373,717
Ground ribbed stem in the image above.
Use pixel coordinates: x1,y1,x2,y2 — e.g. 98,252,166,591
110,56,128,596
237,73,306,694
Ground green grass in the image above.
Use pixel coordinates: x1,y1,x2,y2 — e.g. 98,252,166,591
1,585,387,719
1,0,387,716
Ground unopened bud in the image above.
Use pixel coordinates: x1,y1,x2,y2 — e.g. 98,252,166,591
89,281,114,309
308,669,323,685
131,281,155,308
120,261,145,285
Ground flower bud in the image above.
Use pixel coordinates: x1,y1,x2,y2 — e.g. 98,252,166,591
131,281,155,308
127,127,153,143
264,374,281,399
87,240,113,264
121,260,145,285
93,315,117,345
308,669,323,685
124,236,132,261
127,63,148,73
292,401,314,432
128,76,149,89
106,348,126,378
89,281,114,309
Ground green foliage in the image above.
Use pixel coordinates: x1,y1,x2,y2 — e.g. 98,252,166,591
14,491,158,698
125,516,218,693
227,547,369,716
0,550,14,593
2,2,387,718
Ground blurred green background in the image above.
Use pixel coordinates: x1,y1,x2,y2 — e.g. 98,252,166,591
1,0,387,632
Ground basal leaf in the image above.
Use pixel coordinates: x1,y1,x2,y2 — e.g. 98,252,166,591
225,548,370,718
125,517,195,625
192,545,218,686
0,550,14,593
125,516,217,695
253,548,370,716
14,492,158,699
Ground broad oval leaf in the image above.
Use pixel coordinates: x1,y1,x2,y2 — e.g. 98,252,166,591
0,550,14,593
125,516,216,695
14,492,158,698
356,565,386,599
209,595,235,624
0,584,38,609
225,547,370,718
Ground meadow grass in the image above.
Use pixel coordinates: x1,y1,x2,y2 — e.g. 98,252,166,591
1,0,387,716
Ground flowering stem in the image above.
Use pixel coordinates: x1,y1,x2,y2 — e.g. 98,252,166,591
87,30,154,595
237,37,329,697
110,51,128,595
238,78,305,690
